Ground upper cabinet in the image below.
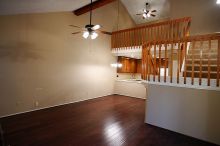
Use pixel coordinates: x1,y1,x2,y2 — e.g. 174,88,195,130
117,57,141,73
136,59,142,74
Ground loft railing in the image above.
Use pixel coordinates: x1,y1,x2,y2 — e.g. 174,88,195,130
142,33,220,87
111,17,191,49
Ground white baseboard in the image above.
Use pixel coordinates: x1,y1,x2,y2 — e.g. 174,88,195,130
0,94,113,119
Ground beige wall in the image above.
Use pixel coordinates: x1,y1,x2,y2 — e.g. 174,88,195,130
170,0,220,35
145,84,220,145
0,1,135,117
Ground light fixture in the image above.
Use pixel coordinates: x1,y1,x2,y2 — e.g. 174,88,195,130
91,32,98,39
92,25,101,30
83,30,98,39
143,13,147,18
147,12,151,17
83,31,89,39
217,0,220,4
111,63,122,68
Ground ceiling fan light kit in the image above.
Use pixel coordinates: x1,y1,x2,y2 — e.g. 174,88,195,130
136,2,157,20
70,0,111,40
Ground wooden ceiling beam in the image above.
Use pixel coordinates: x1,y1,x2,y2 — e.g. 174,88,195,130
73,0,116,16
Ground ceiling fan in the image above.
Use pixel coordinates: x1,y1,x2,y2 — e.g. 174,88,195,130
136,3,157,19
70,0,112,39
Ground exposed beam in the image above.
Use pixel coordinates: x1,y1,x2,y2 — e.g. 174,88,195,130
73,0,116,16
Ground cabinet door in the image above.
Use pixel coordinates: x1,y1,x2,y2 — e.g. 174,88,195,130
129,59,137,73
136,59,142,73
117,57,138,73
117,57,126,73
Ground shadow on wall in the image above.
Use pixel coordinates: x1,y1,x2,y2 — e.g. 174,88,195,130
0,42,43,62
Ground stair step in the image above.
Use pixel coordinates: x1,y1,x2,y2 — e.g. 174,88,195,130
186,58,218,63
186,54,218,59
186,66,217,72
188,49,218,54
183,71,217,79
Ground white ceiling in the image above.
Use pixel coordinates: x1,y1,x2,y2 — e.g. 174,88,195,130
0,0,96,15
0,0,171,24
121,0,171,24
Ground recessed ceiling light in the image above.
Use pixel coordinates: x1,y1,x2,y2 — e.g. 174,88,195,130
217,0,220,4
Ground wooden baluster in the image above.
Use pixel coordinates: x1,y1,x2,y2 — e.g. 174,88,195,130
164,42,167,82
217,38,220,87
148,44,151,81
127,30,129,48
115,33,118,49
153,42,156,81
142,44,145,79
170,43,173,83
146,43,149,80
208,40,211,86
177,41,180,84
111,33,113,49
131,30,134,48
122,32,125,48
124,32,126,48
141,28,144,45
127,31,129,48
199,41,203,85
159,43,161,82
135,29,137,48
191,41,195,85
177,22,179,40
125,31,127,49
136,29,139,47
142,44,145,80
184,41,187,84
144,27,146,43
138,29,141,47
118,33,120,48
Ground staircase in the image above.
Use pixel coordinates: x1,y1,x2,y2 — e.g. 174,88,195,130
184,40,218,79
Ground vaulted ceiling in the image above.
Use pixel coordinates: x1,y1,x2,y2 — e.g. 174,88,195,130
121,0,170,24
0,0,170,24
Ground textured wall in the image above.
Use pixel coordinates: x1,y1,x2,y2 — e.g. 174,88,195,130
0,1,135,117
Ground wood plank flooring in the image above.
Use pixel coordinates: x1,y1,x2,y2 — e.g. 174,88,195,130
0,95,218,146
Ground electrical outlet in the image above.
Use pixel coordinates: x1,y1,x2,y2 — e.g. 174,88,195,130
35,101,39,107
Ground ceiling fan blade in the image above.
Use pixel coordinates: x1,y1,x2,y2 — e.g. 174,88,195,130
72,32,81,34
151,14,156,17
92,25,101,30
151,10,157,13
69,25,81,28
100,30,112,35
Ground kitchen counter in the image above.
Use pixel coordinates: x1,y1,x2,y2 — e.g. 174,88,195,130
114,79,146,99
116,79,143,83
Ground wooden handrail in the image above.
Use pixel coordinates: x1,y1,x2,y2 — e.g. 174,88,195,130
112,17,191,34
112,17,191,49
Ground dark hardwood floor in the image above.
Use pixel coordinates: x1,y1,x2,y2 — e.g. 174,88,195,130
0,95,218,146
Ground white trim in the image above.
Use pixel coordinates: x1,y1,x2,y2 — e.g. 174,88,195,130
142,80,220,91
0,94,113,119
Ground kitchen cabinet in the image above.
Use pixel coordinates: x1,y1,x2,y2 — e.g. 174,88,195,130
136,59,142,74
117,57,142,73
117,57,137,73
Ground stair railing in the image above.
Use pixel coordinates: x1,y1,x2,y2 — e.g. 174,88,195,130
112,17,191,50
142,33,220,87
